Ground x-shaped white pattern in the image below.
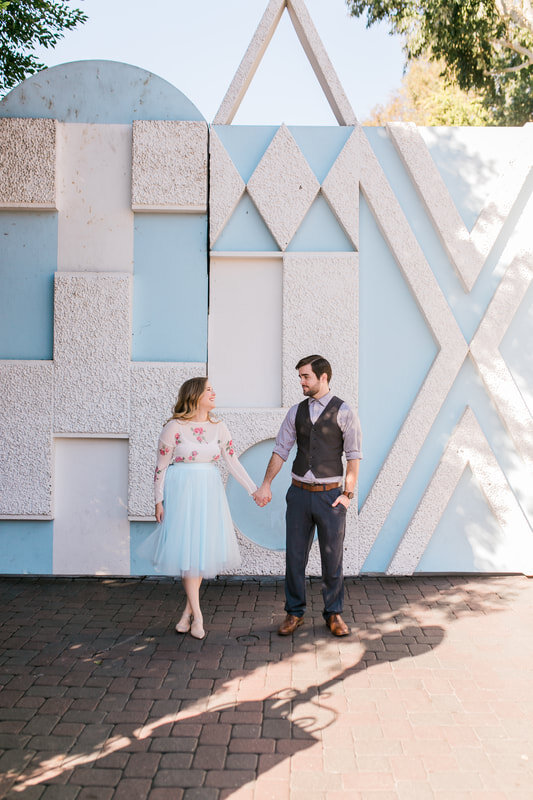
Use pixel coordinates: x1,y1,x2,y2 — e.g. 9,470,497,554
359,125,533,572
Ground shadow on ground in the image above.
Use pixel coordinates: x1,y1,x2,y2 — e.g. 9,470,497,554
0,574,519,798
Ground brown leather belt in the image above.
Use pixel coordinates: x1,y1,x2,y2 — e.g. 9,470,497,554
292,479,342,492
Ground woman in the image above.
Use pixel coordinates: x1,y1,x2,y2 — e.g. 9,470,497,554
143,377,257,640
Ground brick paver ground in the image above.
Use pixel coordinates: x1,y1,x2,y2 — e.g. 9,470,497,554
1,575,533,799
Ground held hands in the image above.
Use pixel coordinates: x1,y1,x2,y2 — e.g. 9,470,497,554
253,484,272,508
155,502,164,523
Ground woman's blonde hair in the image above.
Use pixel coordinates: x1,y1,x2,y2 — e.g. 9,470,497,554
168,376,216,423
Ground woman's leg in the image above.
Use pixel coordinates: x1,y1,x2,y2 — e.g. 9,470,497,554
182,576,205,638
175,593,193,633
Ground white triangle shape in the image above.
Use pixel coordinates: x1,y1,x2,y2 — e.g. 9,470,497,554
214,0,356,126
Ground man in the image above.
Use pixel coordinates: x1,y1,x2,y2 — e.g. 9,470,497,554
254,355,362,637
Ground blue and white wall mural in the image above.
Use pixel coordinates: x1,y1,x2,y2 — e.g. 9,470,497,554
1,0,532,576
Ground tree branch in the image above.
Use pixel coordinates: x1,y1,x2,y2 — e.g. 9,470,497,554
485,37,533,74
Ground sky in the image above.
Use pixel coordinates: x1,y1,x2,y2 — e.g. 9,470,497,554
32,0,406,125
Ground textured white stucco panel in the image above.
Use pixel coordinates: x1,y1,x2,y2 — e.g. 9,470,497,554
0,361,53,516
54,272,131,433
56,123,134,271
131,120,208,211
129,362,206,517
216,407,287,458
247,125,319,250
209,128,245,245
0,118,56,208
282,253,358,408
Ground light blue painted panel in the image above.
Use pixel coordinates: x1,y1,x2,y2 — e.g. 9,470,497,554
415,467,502,573
214,126,352,185
288,126,353,183
499,279,533,416
286,194,354,252
227,440,298,551
213,194,279,252
358,194,437,505
0,60,205,122
362,127,523,343
362,357,532,572
130,521,156,575
0,521,53,574
132,214,207,362
212,126,278,182
0,212,56,359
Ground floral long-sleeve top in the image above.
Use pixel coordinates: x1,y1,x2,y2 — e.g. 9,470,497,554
154,419,257,504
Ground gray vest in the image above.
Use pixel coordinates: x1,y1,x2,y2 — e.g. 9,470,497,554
292,396,344,479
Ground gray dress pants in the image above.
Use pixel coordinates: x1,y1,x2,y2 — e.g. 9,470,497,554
284,484,347,618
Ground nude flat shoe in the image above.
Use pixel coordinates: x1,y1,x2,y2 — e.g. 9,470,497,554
175,612,192,634
190,618,205,640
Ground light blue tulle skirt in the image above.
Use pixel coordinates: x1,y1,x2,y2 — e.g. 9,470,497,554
139,463,241,578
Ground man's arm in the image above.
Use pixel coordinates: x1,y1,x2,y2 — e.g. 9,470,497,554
253,405,297,507
332,458,360,508
253,453,285,507
344,458,359,494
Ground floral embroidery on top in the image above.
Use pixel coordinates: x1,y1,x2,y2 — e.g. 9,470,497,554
192,426,207,444
154,420,256,503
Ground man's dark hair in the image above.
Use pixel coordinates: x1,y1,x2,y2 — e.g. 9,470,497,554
295,355,332,382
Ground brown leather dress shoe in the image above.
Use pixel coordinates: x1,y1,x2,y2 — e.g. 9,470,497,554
325,613,350,636
278,614,304,636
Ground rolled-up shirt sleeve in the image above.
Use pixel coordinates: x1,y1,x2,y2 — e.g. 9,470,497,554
272,405,298,461
339,404,363,460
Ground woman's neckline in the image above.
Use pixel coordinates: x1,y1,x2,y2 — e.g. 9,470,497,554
175,418,212,424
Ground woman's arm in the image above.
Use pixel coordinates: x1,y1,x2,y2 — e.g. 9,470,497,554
154,423,176,513
218,423,257,495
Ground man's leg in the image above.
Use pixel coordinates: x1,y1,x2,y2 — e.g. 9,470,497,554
284,485,315,617
312,488,346,618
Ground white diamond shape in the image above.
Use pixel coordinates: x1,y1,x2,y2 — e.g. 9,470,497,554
247,124,319,250
322,128,359,249
209,128,245,246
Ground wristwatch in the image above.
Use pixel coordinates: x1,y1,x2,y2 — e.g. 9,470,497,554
342,490,354,499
